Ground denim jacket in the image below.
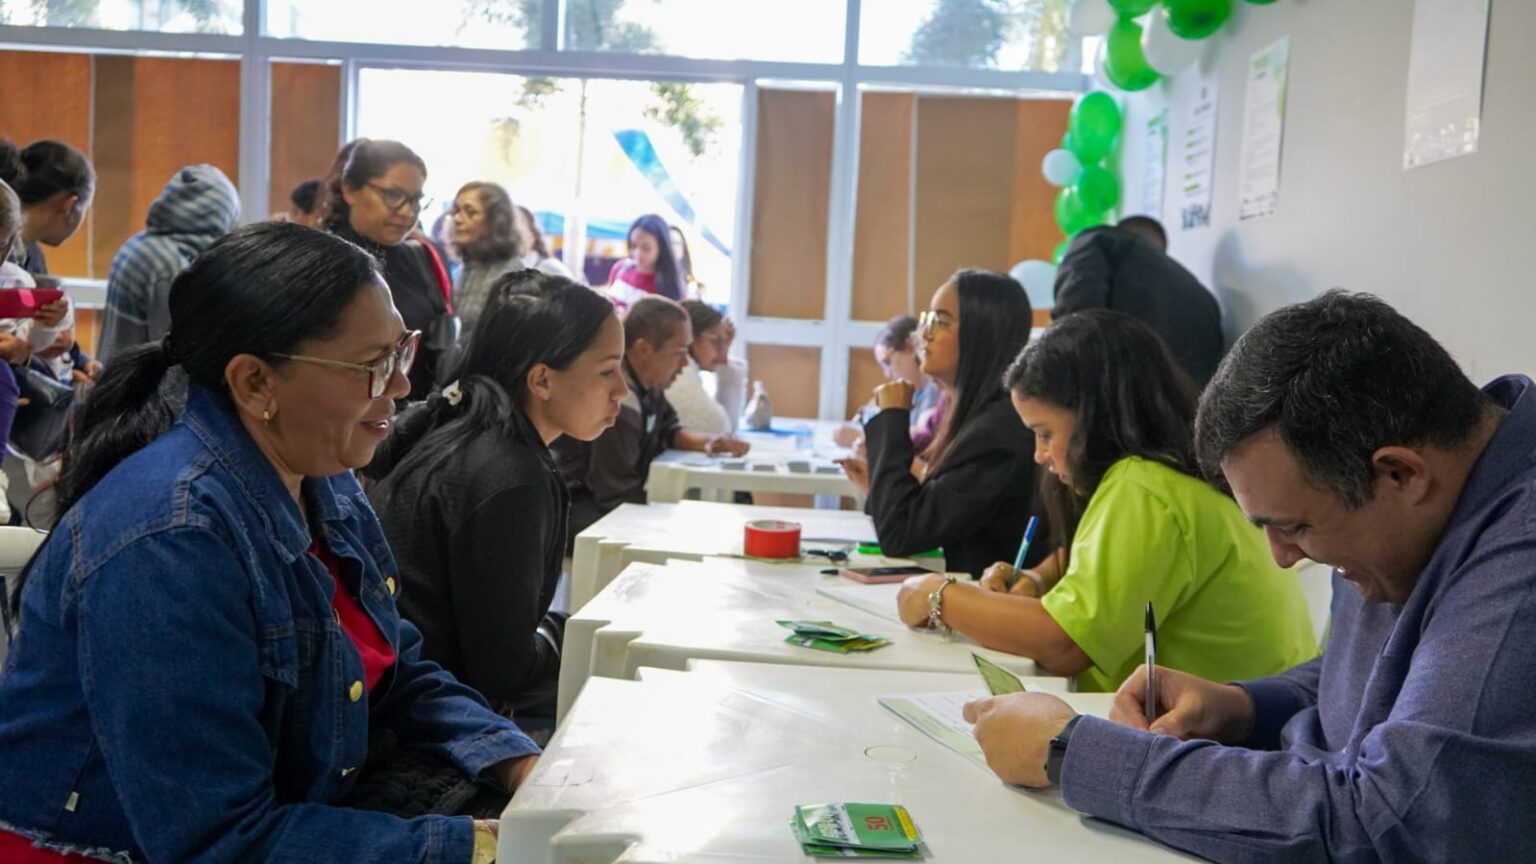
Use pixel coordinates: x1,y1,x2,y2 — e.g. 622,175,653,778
0,385,538,863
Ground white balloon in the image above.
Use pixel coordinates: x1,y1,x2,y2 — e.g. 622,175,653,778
1009,260,1059,309
1068,0,1117,36
1041,149,1082,187
1142,6,1204,76
1092,39,1114,91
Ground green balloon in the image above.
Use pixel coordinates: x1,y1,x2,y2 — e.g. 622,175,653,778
1104,17,1161,92
1108,0,1158,14
1166,0,1234,39
1054,187,1090,235
1068,91,1121,164
1076,164,1121,213
1053,237,1072,264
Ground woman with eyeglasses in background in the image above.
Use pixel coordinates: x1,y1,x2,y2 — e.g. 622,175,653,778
0,223,536,863
839,270,1049,578
319,138,455,400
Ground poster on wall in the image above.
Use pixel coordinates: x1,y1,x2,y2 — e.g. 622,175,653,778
1179,81,1219,230
1403,0,1492,170
1142,109,1169,219
1239,37,1290,221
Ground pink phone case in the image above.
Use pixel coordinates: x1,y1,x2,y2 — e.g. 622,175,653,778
839,566,930,584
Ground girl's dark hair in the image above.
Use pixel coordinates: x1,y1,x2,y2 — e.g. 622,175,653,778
682,300,723,341
318,138,428,233
875,315,919,352
1004,309,1201,554
670,226,694,282
6,223,379,630
924,269,1033,473
452,181,523,264
628,213,683,301
516,204,552,259
0,138,95,205
366,269,616,484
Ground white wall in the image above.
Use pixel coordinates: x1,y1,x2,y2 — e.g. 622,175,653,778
1116,0,1536,383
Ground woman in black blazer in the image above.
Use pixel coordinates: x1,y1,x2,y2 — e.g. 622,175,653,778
842,269,1047,578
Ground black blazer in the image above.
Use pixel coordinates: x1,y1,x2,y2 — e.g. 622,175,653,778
1053,226,1224,385
863,396,1048,578
369,424,567,717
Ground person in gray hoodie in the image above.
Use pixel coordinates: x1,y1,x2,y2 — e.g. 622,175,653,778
97,164,240,362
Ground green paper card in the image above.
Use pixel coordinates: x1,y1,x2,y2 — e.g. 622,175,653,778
972,653,1027,695
793,803,923,853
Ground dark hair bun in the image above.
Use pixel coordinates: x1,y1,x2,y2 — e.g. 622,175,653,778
0,139,24,187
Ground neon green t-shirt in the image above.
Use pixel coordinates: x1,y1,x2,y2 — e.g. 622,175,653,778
1040,456,1319,692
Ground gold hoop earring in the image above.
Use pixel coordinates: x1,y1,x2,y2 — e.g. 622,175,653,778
262,409,273,424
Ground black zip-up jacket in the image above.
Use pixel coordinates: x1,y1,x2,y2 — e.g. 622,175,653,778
864,396,1048,578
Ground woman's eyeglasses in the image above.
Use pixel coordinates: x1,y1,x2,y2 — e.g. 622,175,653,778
367,182,431,214
271,330,421,399
918,310,954,336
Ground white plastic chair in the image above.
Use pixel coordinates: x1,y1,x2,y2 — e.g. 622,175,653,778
0,526,47,669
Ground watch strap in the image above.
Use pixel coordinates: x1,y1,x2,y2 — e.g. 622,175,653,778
1044,713,1085,786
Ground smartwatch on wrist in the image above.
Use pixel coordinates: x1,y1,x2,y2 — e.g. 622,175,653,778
1044,714,1084,786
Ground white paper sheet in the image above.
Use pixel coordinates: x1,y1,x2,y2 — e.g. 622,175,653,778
1142,109,1169,218
1239,37,1290,221
878,690,991,769
1178,80,1220,230
1404,0,1492,169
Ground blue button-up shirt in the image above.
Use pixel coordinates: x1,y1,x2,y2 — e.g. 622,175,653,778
0,384,538,862
1059,375,1536,862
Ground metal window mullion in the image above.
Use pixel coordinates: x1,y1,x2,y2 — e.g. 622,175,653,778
236,0,270,224
817,0,863,421
541,0,561,51
729,79,758,359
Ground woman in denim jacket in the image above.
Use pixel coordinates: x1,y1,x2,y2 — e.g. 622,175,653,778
0,222,535,863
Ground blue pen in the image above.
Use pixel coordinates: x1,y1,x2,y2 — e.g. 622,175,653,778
1004,516,1039,589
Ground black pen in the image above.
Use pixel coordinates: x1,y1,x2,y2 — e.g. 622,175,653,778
1144,601,1158,723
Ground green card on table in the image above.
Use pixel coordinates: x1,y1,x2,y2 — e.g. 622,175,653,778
792,803,925,859
777,620,891,653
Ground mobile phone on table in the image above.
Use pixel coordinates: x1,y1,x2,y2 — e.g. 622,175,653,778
972,653,1027,695
839,565,932,584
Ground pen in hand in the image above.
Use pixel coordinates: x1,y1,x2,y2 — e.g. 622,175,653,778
1003,516,1039,589
1144,601,1159,724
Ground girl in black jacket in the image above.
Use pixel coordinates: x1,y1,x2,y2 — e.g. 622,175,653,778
367,270,627,736
842,269,1048,578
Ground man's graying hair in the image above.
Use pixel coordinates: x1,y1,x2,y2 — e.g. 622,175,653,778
1195,290,1490,507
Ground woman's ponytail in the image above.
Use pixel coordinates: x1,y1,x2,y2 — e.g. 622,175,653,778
55,340,180,514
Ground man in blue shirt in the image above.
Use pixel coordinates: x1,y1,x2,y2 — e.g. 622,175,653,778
964,290,1536,862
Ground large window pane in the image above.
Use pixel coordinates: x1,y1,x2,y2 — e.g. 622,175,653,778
355,68,742,302
565,0,845,64
0,0,241,34
265,0,535,49
859,0,1073,71
0,49,240,281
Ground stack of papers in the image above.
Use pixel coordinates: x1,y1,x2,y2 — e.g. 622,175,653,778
791,802,926,859
777,620,891,653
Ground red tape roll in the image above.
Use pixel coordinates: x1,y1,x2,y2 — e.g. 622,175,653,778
743,519,802,559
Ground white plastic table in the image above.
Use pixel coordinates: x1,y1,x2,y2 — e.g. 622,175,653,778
558,556,1050,722
646,417,860,505
505,661,1197,863
569,500,879,611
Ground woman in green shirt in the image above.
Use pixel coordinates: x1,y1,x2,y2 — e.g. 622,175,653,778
895,310,1317,690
